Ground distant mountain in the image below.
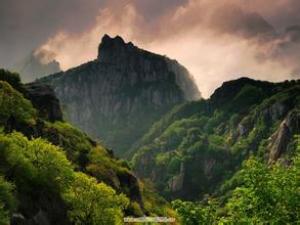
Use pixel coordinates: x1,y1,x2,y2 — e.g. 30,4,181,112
40,34,201,156
10,49,61,83
132,77,300,200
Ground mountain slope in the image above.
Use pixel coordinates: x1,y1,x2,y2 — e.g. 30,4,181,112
40,34,200,156
0,69,174,225
132,77,300,200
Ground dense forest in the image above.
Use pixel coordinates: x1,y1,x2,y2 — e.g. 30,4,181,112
0,68,299,224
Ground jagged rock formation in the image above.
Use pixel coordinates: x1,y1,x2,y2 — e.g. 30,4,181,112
24,83,63,122
132,78,300,200
10,50,61,83
40,34,200,156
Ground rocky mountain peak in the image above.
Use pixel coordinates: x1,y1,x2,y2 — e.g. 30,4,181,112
41,34,201,156
98,34,135,63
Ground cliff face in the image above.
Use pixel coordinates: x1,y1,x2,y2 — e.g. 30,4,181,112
41,35,200,156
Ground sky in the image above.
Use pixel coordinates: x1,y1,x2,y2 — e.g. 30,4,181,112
1,0,300,97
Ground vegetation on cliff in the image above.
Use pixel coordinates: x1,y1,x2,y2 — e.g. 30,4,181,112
132,78,300,201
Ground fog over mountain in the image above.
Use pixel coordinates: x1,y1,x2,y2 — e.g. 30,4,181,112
10,49,61,83
1,0,300,97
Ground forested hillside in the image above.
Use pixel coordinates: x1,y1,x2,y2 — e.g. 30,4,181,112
0,69,174,225
131,77,300,224
132,78,300,201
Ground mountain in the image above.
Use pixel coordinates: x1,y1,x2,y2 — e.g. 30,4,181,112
40,34,201,156
10,49,61,83
0,69,174,225
132,77,300,200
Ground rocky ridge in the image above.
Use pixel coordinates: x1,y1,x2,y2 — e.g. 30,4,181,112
40,34,201,156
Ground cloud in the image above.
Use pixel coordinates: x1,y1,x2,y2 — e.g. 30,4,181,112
0,0,107,67
1,0,300,97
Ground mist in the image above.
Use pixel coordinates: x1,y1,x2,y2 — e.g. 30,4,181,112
1,0,300,97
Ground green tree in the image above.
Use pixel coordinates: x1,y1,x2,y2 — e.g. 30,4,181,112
173,139,300,224
222,146,300,224
0,81,36,126
63,172,129,225
0,132,73,192
0,177,15,225
172,199,219,225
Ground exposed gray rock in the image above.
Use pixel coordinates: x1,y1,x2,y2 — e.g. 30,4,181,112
24,83,63,122
40,34,201,156
11,213,27,225
33,210,50,225
168,163,185,192
268,110,300,162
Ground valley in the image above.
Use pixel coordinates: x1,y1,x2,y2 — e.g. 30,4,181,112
0,32,300,225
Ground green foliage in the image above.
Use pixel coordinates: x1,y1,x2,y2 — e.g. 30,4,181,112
133,79,300,201
45,121,93,167
222,153,300,224
0,132,74,192
135,101,207,151
86,146,130,190
0,81,36,125
0,69,173,222
0,69,23,91
139,180,174,217
128,201,143,217
173,142,300,224
172,199,219,225
228,85,266,112
0,177,15,225
0,132,134,224
63,172,129,225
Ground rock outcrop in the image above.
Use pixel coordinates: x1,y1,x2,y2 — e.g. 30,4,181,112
268,109,300,162
41,34,201,156
24,83,63,122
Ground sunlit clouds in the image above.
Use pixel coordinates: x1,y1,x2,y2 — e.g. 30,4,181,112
1,0,300,97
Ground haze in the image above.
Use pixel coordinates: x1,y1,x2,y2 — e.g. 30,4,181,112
1,0,300,97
